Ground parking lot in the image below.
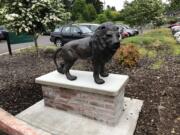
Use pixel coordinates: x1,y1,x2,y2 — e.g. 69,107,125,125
0,36,52,54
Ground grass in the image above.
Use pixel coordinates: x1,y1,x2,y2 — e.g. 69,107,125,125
121,28,180,69
122,28,180,57
19,45,57,54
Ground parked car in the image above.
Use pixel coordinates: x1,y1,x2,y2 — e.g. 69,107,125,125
176,36,180,43
117,24,139,38
171,26,180,34
168,22,180,28
174,31,180,38
124,25,139,35
78,23,100,32
50,24,93,47
0,26,7,41
116,25,129,38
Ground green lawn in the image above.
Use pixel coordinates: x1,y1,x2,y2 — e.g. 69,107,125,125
122,28,180,57
121,28,180,69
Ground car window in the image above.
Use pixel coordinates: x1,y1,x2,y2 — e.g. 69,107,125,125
71,27,81,33
91,25,99,31
62,26,71,33
79,26,92,33
54,28,61,32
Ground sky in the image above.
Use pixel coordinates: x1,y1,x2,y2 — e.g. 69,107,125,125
100,0,168,11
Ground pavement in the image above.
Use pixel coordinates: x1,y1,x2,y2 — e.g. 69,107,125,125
0,36,53,54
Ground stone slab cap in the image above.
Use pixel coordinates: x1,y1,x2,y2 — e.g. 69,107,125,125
35,70,129,96
0,108,51,135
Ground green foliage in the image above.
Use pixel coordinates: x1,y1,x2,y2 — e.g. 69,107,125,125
115,45,140,67
2,0,70,34
95,13,108,23
72,0,86,21
166,0,180,12
86,0,103,14
62,0,73,12
1,0,70,47
95,9,120,23
83,4,97,22
72,0,97,22
121,0,165,27
122,28,180,57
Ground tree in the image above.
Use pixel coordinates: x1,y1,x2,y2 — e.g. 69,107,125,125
1,0,70,48
62,0,73,12
96,13,108,23
168,0,180,12
83,4,97,21
121,0,165,28
72,0,86,21
102,9,120,22
86,0,103,14
72,0,97,22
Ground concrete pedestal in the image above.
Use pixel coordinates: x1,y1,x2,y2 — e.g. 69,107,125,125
16,98,143,135
35,70,129,125
15,70,143,135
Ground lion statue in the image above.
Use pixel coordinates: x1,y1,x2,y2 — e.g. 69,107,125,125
53,22,121,84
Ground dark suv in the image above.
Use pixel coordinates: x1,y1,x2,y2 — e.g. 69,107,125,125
50,24,93,47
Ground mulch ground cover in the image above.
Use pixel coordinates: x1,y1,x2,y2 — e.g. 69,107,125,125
0,49,179,135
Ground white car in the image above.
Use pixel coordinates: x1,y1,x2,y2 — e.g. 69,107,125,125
171,26,180,30
174,31,180,38
176,36,180,44
172,26,180,34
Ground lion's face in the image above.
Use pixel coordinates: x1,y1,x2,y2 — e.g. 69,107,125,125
96,22,121,50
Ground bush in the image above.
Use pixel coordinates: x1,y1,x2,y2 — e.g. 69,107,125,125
115,45,140,67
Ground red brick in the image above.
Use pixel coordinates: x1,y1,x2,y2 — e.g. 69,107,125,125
0,108,50,135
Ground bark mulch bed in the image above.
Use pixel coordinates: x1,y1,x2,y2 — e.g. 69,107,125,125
0,50,179,135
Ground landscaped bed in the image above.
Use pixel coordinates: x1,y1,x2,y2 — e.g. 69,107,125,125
0,28,180,135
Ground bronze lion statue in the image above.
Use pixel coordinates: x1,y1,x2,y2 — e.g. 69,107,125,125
53,22,121,84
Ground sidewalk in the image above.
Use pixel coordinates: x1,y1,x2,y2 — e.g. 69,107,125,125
0,36,52,54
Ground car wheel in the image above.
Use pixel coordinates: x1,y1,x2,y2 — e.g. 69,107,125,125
55,38,62,47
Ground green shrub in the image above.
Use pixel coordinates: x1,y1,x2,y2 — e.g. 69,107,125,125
115,45,140,67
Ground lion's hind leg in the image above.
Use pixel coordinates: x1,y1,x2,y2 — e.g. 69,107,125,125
57,63,65,74
63,61,77,81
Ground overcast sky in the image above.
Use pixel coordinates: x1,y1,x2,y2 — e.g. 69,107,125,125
100,0,169,11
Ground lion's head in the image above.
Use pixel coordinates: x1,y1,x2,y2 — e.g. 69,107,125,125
92,22,121,51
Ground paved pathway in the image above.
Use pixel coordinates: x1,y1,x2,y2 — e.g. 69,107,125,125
0,36,53,54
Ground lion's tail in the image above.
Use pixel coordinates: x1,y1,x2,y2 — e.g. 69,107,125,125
53,48,64,74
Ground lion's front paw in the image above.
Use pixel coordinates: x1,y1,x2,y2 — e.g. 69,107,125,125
66,74,77,81
95,78,105,84
100,72,109,77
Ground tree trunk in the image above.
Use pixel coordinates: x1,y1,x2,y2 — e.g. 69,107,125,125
33,33,39,53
